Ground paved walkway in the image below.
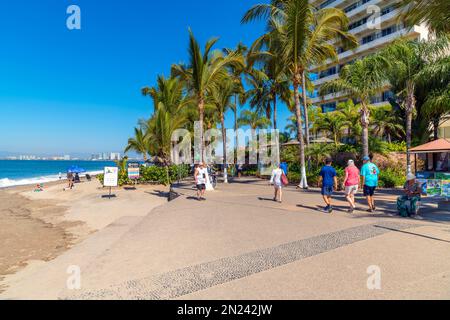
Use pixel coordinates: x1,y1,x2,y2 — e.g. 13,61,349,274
2,178,450,300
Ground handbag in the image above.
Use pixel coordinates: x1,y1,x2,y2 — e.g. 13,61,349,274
281,172,289,186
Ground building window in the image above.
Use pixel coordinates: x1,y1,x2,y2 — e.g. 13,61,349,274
321,102,337,113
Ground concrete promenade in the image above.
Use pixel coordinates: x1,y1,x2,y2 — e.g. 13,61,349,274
2,178,450,300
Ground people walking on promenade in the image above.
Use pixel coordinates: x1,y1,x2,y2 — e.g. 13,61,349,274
319,158,338,213
343,160,360,213
270,164,284,203
360,155,380,213
195,163,208,201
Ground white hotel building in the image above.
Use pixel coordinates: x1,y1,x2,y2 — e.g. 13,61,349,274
309,0,430,112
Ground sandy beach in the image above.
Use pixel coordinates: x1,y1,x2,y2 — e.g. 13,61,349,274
0,179,169,294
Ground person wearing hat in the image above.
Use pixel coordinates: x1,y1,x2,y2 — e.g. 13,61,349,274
397,173,422,217
360,155,380,213
343,159,360,213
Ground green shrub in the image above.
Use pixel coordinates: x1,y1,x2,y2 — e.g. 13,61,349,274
379,168,406,188
96,164,190,187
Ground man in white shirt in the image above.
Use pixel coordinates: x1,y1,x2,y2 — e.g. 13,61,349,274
270,164,284,203
195,163,208,201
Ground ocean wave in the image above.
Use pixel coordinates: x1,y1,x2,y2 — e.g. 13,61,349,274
0,171,103,189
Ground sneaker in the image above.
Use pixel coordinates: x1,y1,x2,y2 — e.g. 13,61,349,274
348,208,354,214
323,205,330,212
328,206,334,213
367,208,374,213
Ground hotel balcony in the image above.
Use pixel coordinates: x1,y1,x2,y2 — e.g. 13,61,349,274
313,73,339,87
310,25,425,72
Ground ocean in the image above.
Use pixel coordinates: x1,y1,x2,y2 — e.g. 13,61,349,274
0,160,116,188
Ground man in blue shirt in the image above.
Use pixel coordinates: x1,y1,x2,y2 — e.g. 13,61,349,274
360,155,380,213
319,158,338,213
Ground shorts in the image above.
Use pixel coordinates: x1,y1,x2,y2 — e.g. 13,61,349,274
345,185,359,195
321,186,334,196
364,185,377,197
196,184,206,191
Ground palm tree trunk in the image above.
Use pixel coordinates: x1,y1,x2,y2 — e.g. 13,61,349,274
234,95,239,168
273,96,278,131
406,82,416,174
221,115,228,184
294,77,308,189
301,70,310,146
360,103,370,158
433,118,440,140
198,97,205,163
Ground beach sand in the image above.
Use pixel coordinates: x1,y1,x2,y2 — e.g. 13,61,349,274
0,179,169,294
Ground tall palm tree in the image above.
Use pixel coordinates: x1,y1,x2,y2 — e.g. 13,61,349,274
211,80,236,183
224,43,248,167
243,0,358,188
380,37,449,172
172,29,243,163
124,127,149,161
320,55,388,158
400,0,450,36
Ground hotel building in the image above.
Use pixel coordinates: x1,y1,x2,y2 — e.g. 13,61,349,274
309,0,430,112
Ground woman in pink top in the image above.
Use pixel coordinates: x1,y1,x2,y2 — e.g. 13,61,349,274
344,160,360,213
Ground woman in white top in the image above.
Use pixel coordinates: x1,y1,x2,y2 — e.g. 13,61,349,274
195,163,208,201
270,164,284,203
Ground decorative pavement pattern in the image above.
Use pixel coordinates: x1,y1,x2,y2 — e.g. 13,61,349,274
65,221,420,300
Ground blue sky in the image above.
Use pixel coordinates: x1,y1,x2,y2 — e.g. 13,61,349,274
0,0,292,156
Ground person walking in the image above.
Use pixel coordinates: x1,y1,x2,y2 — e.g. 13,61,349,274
195,163,208,201
319,158,338,213
270,164,284,203
360,155,380,213
343,160,360,213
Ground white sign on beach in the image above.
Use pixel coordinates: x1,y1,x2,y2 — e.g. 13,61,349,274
103,167,118,187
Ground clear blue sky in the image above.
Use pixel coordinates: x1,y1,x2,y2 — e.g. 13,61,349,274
0,0,291,156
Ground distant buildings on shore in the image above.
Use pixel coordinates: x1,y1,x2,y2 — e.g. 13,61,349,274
90,152,122,161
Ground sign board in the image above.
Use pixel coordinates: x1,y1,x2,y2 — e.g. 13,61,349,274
442,180,450,198
128,163,140,180
427,179,442,197
103,167,118,187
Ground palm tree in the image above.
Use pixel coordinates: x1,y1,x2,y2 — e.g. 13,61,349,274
211,80,236,183
320,55,388,158
224,43,248,167
242,0,358,188
244,68,271,121
124,127,149,161
336,100,360,141
141,75,189,115
417,55,450,140
238,110,271,130
172,29,243,163
400,0,450,36
370,105,405,143
380,37,449,173
315,112,348,149
247,34,291,131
